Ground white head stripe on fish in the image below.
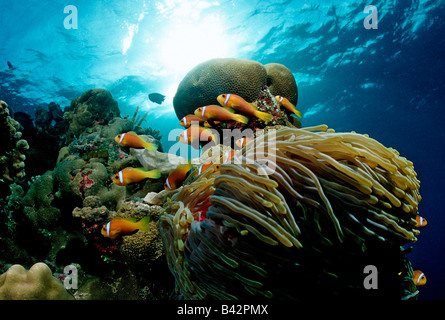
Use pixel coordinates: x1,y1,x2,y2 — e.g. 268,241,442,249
119,133,126,144
223,151,229,163
182,116,187,126
420,217,424,226
165,177,171,189
198,165,203,175
224,94,231,105
118,171,124,184
184,129,188,142
416,272,425,284
106,222,111,237
279,96,284,103
240,137,245,146
202,106,207,117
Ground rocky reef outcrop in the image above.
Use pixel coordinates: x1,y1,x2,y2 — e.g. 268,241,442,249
64,89,121,139
0,100,29,184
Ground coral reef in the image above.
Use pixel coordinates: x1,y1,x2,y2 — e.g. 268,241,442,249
0,87,175,300
73,269,140,300
19,102,69,178
64,89,121,139
160,125,422,299
0,262,73,300
23,157,126,220
118,202,164,268
0,100,29,183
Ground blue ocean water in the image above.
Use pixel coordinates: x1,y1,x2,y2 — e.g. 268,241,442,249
0,0,444,299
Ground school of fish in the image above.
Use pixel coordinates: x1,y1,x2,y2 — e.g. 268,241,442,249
177,93,302,149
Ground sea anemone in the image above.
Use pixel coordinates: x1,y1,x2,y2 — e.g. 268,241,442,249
160,125,421,300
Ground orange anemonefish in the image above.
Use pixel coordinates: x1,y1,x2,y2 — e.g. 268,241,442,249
195,105,249,124
189,162,221,180
222,150,237,164
112,167,161,186
235,136,253,148
165,163,194,191
203,120,221,128
177,125,219,149
101,216,151,239
274,95,303,118
412,270,427,286
217,94,273,122
415,215,427,228
115,132,157,151
179,114,205,128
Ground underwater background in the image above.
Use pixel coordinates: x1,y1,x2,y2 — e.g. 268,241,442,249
0,0,444,300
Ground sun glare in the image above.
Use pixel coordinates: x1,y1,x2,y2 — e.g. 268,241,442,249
157,15,235,77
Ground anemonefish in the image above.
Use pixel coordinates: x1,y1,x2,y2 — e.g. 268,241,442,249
412,270,427,286
101,216,151,239
274,95,303,118
235,136,253,148
203,120,221,128
115,132,157,151
195,105,249,124
177,125,219,149
165,163,194,191
217,94,273,122
415,215,427,228
222,150,237,163
179,114,205,128
189,162,221,180
112,167,161,186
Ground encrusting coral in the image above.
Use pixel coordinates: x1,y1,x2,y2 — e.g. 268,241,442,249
0,262,73,300
0,100,29,183
160,125,422,299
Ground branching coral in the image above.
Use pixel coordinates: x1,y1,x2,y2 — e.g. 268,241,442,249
160,125,421,299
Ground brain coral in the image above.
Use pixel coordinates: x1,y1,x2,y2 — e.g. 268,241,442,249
173,58,299,120
264,63,298,106
173,58,267,119
0,262,73,300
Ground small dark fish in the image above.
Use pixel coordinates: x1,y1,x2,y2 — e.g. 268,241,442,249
7,61,14,69
13,111,36,136
13,111,33,120
148,93,165,104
